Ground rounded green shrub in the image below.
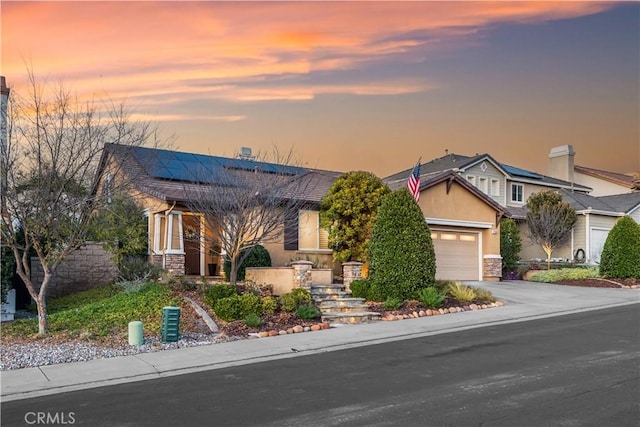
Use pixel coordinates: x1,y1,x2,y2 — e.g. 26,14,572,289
278,288,312,312
349,279,371,299
223,245,272,281
261,296,278,315
600,216,640,279
213,293,262,322
237,293,262,318
244,313,263,328
368,188,436,300
204,284,238,309
382,297,403,310
296,303,320,319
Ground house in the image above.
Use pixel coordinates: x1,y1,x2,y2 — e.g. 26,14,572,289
96,144,341,277
385,170,505,281
548,144,639,197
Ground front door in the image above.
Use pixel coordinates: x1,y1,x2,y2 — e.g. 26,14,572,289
183,214,201,275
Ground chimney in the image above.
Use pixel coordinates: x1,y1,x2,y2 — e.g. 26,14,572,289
549,145,575,183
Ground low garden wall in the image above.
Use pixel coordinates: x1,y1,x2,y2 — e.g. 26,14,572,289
245,264,333,295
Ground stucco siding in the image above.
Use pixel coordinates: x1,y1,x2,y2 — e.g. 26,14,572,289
574,172,631,196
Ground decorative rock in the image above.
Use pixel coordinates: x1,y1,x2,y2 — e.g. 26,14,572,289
469,304,478,310
448,307,457,314
258,331,269,338
419,310,425,317
278,330,288,335
293,325,304,333
286,328,294,334
268,330,278,337
310,324,321,331
481,304,487,309
439,308,446,315
426,309,433,316
321,322,330,330
457,307,463,312
463,306,470,311
396,315,404,321
412,311,419,318
432,310,439,316
303,326,311,332
496,301,504,307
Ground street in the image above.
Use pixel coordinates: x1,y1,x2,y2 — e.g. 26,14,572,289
2,304,639,426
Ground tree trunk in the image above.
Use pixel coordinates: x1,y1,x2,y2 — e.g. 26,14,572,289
229,256,238,285
543,244,553,271
36,293,48,336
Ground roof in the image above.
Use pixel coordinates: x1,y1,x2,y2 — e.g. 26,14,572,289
574,165,640,190
384,152,591,192
102,144,342,205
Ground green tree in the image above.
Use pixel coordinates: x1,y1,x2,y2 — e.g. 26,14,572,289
223,244,272,281
599,216,640,279
320,171,390,263
368,188,435,300
525,190,577,270
89,195,148,266
500,218,522,276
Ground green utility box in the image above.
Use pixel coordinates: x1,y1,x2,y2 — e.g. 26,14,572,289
161,306,181,343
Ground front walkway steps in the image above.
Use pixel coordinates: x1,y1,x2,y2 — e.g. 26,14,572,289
310,284,381,324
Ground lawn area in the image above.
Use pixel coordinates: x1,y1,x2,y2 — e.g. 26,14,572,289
1,282,181,340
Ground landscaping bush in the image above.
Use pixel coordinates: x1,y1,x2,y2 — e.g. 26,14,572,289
244,313,263,328
349,279,371,299
473,288,496,304
599,216,640,279
118,256,162,282
296,303,321,320
529,267,599,283
382,297,403,310
417,287,446,308
500,218,522,276
238,293,262,318
447,282,476,304
204,284,238,309
261,296,278,315
223,245,272,281
213,293,262,322
368,188,436,300
279,288,312,312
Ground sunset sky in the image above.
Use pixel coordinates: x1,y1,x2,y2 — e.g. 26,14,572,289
2,1,638,177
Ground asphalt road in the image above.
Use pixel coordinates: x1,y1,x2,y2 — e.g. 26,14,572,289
2,304,638,427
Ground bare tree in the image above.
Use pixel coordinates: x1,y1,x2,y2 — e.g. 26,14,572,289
0,71,162,335
526,190,577,270
184,148,317,285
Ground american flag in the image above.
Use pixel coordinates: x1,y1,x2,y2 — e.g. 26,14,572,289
407,161,421,202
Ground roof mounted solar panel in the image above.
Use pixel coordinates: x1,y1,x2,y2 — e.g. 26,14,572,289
501,164,542,179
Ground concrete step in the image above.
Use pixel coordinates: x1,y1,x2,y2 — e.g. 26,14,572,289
319,298,366,309
310,284,347,294
321,305,371,314
321,311,381,324
312,291,352,300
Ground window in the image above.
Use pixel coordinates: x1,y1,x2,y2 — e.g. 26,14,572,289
153,211,184,254
490,179,500,196
511,184,524,203
466,175,476,186
102,173,113,204
298,210,329,250
479,177,488,193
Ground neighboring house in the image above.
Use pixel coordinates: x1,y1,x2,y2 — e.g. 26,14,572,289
386,170,505,281
96,144,341,276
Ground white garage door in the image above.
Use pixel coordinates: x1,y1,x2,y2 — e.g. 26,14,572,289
432,231,479,280
590,229,610,264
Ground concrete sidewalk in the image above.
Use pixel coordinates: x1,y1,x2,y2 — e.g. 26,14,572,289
1,281,638,402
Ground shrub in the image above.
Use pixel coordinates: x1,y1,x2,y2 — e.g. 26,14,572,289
237,293,263,318
382,297,403,310
500,218,522,276
349,279,371,299
279,288,312,312
529,267,599,283
417,287,446,308
213,296,241,322
366,282,387,302
204,284,238,309
368,188,436,300
223,245,272,281
118,256,162,282
600,216,640,279
473,288,496,304
296,303,320,320
261,296,278,315
244,313,263,328
447,282,476,304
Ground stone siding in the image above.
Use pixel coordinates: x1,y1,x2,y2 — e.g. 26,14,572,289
483,255,502,281
31,243,118,298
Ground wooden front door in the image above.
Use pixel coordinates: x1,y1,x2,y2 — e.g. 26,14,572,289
182,214,201,275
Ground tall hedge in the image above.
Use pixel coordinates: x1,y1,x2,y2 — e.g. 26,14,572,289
223,245,271,281
500,218,522,275
599,216,640,279
368,188,436,300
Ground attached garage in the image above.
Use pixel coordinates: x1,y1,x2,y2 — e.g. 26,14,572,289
431,229,480,281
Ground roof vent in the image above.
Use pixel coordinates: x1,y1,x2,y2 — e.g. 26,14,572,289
237,146,255,160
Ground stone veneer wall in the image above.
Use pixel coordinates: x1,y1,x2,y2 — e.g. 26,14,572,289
30,243,118,298
164,254,185,276
483,255,502,281
342,261,363,292
291,260,313,289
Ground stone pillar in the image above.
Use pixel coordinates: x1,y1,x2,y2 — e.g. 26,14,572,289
291,260,313,290
483,255,502,281
150,254,163,268
165,254,185,276
342,261,363,292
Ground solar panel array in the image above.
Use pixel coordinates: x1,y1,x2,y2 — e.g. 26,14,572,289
132,146,305,184
501,164,542,180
